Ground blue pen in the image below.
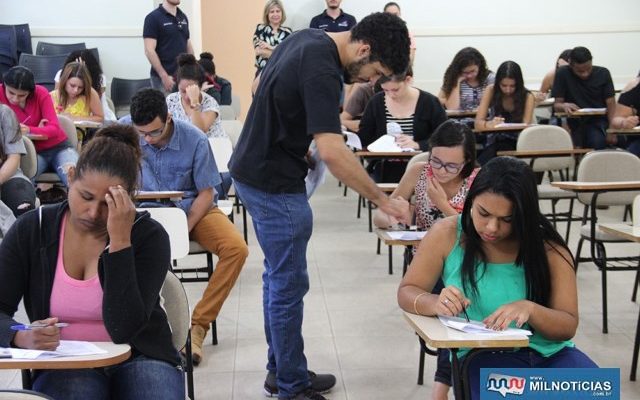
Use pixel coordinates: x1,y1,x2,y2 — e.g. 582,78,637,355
10,323,69,331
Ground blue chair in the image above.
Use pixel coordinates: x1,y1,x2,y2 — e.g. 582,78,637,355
18,54,67,90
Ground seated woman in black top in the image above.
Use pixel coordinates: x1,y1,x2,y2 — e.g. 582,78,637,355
0,125,183,400
611,74,640,156
358,68,447,182
475,61,534,165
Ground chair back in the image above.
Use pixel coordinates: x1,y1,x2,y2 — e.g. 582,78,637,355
231,94,241,118
576,149,640,206
0,25,18,64
140,207,189,260
110,78,151,117
35,41,86,56
220,119,243,148
516,125,574,172
407,151,430,170
0,390,54,399
634,195,640,227
13,24,32,56
209,137,233,174
18,54,67,89
57,115,78,149
160,272,190,350
20,137,38,179
219,105,236,120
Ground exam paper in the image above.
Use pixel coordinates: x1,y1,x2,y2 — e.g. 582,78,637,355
5,341,108,360
576,108,606,113
386,231,427,241
343,132,362,150
367,135,414,152
438,315,532,336
494,123,530,129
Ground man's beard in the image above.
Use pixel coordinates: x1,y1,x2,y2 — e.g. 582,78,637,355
343,57,369,85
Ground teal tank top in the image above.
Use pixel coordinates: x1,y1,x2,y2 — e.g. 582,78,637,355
442,216,574,358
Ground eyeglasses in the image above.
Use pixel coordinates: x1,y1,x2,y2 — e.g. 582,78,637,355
136,124,166,138
429,156,464,174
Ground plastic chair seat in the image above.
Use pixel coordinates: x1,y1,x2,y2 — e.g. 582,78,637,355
580,223,632,242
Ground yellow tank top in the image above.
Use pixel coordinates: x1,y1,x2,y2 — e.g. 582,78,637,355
50,90,89,117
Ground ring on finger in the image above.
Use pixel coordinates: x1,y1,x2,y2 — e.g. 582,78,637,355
442,298,449,305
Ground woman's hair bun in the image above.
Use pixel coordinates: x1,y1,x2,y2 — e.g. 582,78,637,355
200,52,214,61
177,53,197,67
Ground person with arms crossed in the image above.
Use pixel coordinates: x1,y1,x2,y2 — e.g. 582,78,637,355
229,12,410,400
0,125,185,400
309,0,356,32
143,0,193,94
398,157,597,400
129,88,247,366
553,46,616,149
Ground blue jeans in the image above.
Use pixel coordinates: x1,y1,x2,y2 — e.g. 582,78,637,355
568,117,608,149
36,142,78,187
234,180,313,398
32,354,184,400
465,346,597,400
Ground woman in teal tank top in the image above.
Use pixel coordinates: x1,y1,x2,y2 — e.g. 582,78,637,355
398,156,597,400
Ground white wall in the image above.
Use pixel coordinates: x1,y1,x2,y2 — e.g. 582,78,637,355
2,0,640,95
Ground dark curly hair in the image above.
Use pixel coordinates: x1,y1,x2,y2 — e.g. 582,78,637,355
350,12,410,76
63,49,103,94
441,47,491,97
130,88,168,125
176,53,205,86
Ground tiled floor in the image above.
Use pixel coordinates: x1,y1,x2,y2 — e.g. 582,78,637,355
3,174,640,399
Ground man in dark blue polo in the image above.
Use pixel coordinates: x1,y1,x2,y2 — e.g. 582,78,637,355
143,0,193,93
310,0,356,32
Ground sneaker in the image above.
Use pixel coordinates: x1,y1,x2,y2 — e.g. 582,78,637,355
189,324,208,366
264,370,336,397
288,388,328,400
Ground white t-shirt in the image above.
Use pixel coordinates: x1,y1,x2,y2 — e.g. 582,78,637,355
166,91,226,138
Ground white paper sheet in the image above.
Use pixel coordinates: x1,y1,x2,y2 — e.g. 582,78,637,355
343,132,362,150
576,108,606,113
494,123,530,129
438,315,532,336
367,135,414,152
386,231,427,241
4,341,108,360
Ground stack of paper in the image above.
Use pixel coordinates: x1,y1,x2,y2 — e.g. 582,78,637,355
367,135,414,152
386,231,427,241
3,341,108,360
576,108,606,113
438,315,532,336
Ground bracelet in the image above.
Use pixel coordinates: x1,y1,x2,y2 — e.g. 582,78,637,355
413,292,428,315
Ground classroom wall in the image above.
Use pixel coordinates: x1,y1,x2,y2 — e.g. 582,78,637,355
3,0,640,115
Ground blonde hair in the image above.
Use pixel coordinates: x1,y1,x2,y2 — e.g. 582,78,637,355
57,61,93,115
263,0,286,26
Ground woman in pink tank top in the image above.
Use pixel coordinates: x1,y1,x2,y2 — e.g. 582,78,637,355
0,124,183,399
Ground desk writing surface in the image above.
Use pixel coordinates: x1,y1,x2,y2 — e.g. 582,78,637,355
473,124,534,133
446,109,476,118
0,342,130,370
355,151,420,158
551,181,640,192
73,120,103,129
555,110,607,117
375,229,422,246
606,128,640,135
497,148,592,158
598,223,640,243
135,191,184,200
26,134,46,141
403,312,529,349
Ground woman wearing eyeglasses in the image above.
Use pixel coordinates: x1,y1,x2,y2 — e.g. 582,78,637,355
374,119,478,400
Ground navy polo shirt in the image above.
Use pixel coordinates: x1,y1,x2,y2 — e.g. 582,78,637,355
309,10,356,32
143,5,190,78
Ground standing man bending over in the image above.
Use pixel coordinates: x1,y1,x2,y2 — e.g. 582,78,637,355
143,0,193,94
130,89,248,366
229,12,410,400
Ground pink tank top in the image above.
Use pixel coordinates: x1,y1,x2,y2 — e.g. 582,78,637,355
49,213,111,341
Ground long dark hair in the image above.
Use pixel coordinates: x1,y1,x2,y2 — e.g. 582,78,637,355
2,66,36,96
459,157,572,306
176,53,205,86
490,61,529,122
441,47,491,97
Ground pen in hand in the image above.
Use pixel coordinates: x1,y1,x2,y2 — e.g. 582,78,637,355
10,322,69,331
462,306,470,323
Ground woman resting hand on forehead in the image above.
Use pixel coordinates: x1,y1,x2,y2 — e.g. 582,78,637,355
398,156,597,400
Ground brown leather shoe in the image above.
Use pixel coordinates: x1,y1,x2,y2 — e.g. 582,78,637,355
190,324,208,366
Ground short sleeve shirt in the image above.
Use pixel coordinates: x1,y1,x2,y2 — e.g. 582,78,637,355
139,119,221,214
0,105,27,179
166,92,226,138
459,72,495,110
229,29,343,193
552,65,615,108
617,81,640,111
309,10,356,32
143,5,190,78
344,83,375,118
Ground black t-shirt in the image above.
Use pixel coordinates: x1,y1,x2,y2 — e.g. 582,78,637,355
552,65,614,108
309,10,357,32
618,81,640,111
229,29,343,194
143,5,190,77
